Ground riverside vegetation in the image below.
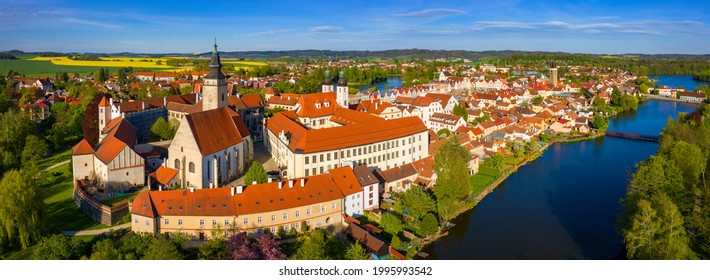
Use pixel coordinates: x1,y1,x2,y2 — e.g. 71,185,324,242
620,101,710,259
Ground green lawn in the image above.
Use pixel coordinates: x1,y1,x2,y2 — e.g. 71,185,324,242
41,163,105,232
36,148,72,171
100,192,139,207
504,156,525,166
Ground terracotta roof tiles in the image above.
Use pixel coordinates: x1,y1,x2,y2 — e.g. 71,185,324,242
186,107,245,156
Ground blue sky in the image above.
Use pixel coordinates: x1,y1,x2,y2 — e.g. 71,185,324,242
1,0,709,54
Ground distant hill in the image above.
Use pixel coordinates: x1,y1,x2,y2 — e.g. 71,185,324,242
4,49,709,61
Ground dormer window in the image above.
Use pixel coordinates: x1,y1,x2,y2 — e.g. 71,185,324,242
324,101,330,108
315,102,321,109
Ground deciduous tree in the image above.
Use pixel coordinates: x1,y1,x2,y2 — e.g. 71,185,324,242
345,241,369,260
244,161,268,184
0,169,43,248
32,234,86,260
380,212,403,235
142,237,183,260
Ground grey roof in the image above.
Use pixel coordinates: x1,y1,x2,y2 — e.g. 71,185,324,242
205,43,226,80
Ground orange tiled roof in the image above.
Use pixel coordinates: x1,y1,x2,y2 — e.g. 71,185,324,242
98,96,110,107
94,136,127,164
295,92,338,118
136,172,345,217
328,166,363,197
153,166,179,185
186,107,245,156
72,139,95,155
266,112,427,153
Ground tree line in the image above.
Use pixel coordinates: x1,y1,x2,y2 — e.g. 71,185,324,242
619,103,710,259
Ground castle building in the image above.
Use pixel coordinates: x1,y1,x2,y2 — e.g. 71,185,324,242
264,91,429,179
72,117,144,189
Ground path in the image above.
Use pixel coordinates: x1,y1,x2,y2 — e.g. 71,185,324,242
43,160,70,172
62,223,131,237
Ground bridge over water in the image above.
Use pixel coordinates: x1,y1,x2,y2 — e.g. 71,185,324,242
605,131,659,142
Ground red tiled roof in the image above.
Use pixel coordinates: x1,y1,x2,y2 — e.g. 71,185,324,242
132,191,157,218
186,107,245,156
328,166,363,197
411,156,434,179
94,136,127,164
378,164,417,182
295,92,338,118
266,113,427,153
137,172,344,217
72,139,95,155
98,96,110,107
153,166,179,185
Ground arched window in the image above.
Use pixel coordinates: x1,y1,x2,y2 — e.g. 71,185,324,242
189,162,195,173
174,159,181,169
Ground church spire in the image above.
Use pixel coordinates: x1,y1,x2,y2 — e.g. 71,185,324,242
206,40,224,79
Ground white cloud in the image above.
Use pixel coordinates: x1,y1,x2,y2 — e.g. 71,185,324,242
393,8,466,18
309,25,342,32
60,17,124,29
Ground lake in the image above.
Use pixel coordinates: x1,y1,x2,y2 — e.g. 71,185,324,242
422,100,699,259
649,75,709,91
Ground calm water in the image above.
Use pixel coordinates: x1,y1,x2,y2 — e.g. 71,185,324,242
649,75,709,90
358,76,403,91
423,100,699,259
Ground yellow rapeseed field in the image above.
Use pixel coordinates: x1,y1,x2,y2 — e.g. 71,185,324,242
31,56,174,68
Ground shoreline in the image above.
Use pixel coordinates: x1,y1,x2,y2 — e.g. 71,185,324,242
641,94,703,104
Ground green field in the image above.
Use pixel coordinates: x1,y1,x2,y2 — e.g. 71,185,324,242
0,58,183,78
36,149,72,171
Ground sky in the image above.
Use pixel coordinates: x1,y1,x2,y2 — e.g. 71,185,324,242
1,0,709,54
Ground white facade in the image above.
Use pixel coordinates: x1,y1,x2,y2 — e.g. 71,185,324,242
268,130,429,179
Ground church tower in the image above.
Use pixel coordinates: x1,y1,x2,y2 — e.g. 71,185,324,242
336,70,349,108
322,69,334,93
98,96,111,142
202,42,228,112
550,60,558,87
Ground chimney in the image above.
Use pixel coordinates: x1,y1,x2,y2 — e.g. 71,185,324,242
230,186,235,196
278,181,283,189
288,180,294,189
158,185,162,191
252,180,257,185
300,178,305,187
141,102,145,110
189,187,194,193
375,102,379,110
268,177,273,183
163,97,167,106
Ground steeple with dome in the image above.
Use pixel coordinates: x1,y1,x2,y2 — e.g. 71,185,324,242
322,69,334,92
202,41,228,111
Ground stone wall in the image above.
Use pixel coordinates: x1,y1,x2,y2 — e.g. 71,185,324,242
73,180,129,226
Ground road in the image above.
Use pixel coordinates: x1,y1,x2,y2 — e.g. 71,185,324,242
43,160,70,172
62,223,131,236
